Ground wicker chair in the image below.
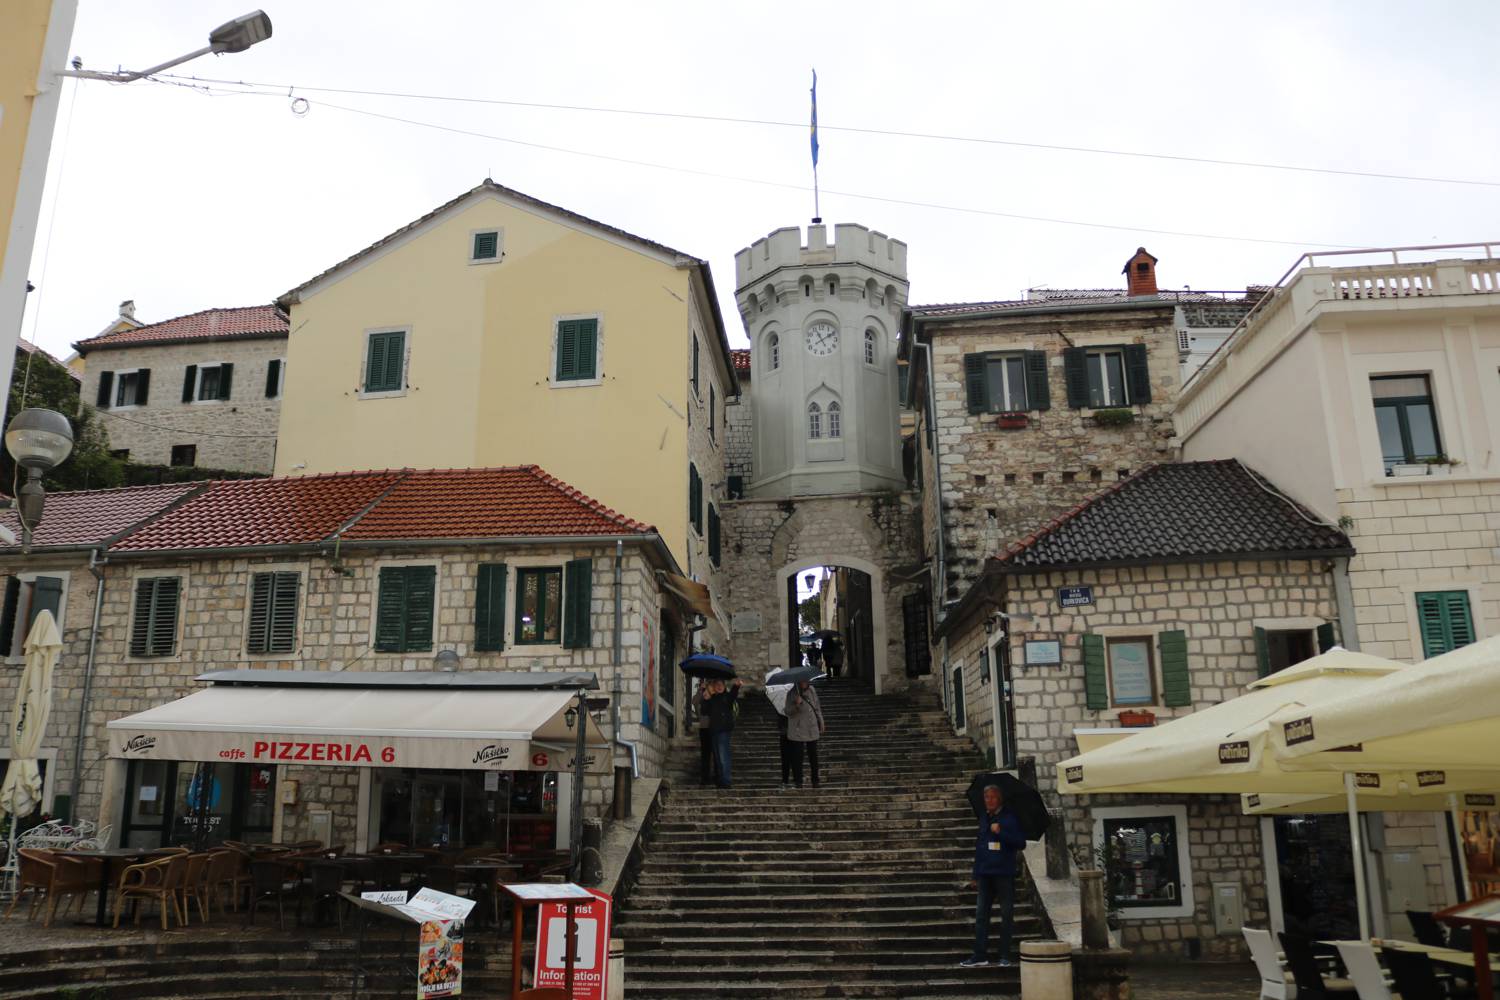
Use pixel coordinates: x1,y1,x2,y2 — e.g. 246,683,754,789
179,853,215,925
244,859,300,930
5,849,98,927
115,855,186,929
205,849,246,914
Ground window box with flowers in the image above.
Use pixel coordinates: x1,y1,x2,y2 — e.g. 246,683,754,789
996,412,1030,430
1117,709,1156,727
1092,408,1136,428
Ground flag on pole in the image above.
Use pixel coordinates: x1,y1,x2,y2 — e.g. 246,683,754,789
809,69,819,168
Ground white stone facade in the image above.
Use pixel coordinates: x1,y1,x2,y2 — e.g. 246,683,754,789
82,337,285,473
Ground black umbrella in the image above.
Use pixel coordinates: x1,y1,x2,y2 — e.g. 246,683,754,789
678,653,736,680
765,666,824,686
966,772,1050,842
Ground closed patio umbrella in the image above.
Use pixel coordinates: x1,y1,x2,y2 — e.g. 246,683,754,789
2,610,62,875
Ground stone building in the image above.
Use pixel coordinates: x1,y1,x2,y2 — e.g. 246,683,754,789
719,223,923,694
74,304,288,473
934,460,1356,959
0,466,700,855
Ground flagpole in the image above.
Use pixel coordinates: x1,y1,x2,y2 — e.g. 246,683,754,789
810,68,821,224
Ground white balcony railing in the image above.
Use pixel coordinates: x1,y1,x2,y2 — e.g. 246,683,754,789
1176,242,1500,441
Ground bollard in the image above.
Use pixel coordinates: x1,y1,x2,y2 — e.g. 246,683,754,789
1020,940,1073,1000
580,818,604,886
1045,809,1069,881
1078,870,1110,951
607,938,625,1000
613,766,632,820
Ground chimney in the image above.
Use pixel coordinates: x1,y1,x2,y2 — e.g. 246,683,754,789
119,299,136,321
1122,248,1158,297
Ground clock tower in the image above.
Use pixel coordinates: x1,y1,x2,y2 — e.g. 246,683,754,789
733,223,909,497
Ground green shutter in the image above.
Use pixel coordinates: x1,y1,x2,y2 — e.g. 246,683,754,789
692,336,700,394
182,365,198,403
475,563,508,652
556,321,579,381
1025,351,1050,411
268,572,299,653
689,464,702,534
96,372,114,409
473,231,499,260
366,332,404,393
978,646,991,684
1082,633,1108,710
218,362,234,401
1159,630,1190,707
575,319,597,380
563,558,593,649
964,354,990,414
0,577,20,655
135,369,151,406
247,573,270,653
130,578,154,657
708,505,721,567
1253,626,1271,678
131,577,180,658
403,566,436,652
1316,622,1338,653
1063,348,1091,408
1124,343,1152,404
28,576,63,630
375,567,407,652
1416,591,1475,658
265,359,281,398
366,334,387,392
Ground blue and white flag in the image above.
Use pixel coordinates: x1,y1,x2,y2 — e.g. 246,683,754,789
810,69,819,168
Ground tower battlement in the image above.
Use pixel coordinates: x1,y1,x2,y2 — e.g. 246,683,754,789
735,223,908,290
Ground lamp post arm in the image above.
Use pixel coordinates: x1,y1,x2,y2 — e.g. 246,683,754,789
58,45,215,83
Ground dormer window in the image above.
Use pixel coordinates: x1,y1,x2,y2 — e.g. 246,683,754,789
470,229,502,263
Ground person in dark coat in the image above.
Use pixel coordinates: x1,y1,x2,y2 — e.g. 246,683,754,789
821,634,844,680
692,680,717,786
961,784,1026,968
703,678,741,789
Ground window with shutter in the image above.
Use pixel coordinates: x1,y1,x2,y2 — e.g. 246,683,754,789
115,370,145,407
96,371,115,409
375,566,436,652
554,319,599,382
130,577,181,658
964,354,989,414
182,365,198,403
1063,348,1091,409
689,464,702,534
1253,626,1271,678
0,577,19,656
516,567,563,645
1025,351,1051,410
135,369,151,406
563,558,593,649
27,577,63,631
247,572,299,654
265,359,283,398
1082,633,1108,710
709,385,716,442
217,362,234,400
474,564,508,652
471,230,500,261
978,645,991,685
1158,630,1190,707
902,590,931,677
1316,621,1338,653
1124,343,1151,404
1415,591,1475,658
692,336,701,396
364,331,406,394
951,665,966,730
708,505,721,568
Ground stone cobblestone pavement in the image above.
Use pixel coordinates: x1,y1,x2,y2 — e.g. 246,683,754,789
1131,961,1260,998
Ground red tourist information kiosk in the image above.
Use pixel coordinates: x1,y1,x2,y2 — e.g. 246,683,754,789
500,882,598,1000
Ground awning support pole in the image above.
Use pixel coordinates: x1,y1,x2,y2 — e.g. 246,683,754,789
1450,793,1471,902
1347,772,1372,940
570,689,586,883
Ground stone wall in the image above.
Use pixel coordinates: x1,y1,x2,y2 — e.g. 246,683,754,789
718,492,924,694
940,557,1341,959
1336,476,1500,661
83,338,285,473
686,295,731,663
915,306,1180,602
725,379,753,487
0,540,667,846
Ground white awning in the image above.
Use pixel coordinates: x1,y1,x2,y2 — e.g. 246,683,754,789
106,685,608,773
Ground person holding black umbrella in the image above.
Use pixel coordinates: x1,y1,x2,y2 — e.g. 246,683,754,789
961,783,1026,968
704,678,742,789
692,680,718,786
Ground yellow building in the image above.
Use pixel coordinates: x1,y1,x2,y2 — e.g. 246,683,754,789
275,180,738,631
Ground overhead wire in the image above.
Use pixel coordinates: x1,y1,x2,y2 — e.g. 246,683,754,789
143,77,1364,250
155,72,1500,191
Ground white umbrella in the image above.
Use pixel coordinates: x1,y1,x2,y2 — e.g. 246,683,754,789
2,611,62,870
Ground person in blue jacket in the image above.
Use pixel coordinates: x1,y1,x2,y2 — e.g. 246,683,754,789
961,783,1026,968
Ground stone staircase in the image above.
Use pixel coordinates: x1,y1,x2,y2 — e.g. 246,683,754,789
617,683,1046,999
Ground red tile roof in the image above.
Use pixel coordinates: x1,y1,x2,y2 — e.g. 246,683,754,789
339,466,653,541
0,483,203,550
110,472,405,551
730,349,751,373
73,305,288,354
100,466,652,553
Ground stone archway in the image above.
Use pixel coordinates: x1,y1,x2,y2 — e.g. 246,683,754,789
776,554,888,695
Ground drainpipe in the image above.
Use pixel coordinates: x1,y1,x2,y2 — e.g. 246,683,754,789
1332,556,1361,651
611,540,639,778
913,337,947,620
67,548,107,823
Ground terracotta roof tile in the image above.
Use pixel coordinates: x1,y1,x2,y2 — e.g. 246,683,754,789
339,466,653,541
0,482,202,550
995,460,1353,571
109,472,403,551
74,305,288,354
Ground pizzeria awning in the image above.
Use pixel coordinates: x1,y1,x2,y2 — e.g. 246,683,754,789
106,670,608,773
659,572,716,621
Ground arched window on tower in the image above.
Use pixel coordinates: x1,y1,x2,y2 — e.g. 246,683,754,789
827,401,842,438
767,333,780,372
807,402,822,439
864,329,878,366
802,277,813,298
826,276,839,298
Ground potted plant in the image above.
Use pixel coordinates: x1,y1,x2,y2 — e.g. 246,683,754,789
997,411,1029,430
1092,408,1135,428
1389,463,1429,477
1117,709,1156,727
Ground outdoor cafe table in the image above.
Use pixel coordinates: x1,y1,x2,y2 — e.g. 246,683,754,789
58,847,179,927
1322,938,1500,973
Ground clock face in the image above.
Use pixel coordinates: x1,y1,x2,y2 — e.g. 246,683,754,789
805,321,840,356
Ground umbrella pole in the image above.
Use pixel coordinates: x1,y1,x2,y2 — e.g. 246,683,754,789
1450,794,1471,902
1346,773,1372,941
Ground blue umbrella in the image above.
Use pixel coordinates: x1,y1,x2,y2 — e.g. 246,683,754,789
679,653,736,680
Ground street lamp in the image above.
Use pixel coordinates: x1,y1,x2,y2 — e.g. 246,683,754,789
434,649,461,672
5,407,74,550
61,10,273,83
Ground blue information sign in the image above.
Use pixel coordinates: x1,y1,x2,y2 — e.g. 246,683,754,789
1057,586,1094,608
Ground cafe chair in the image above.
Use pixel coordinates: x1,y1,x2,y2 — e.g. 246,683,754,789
115,855,186,930
6,849,97,928
1381,950,1448,1000
1280,932,1357,998
298,862,345,930
1334,942,1398,1000
1406,912,1448,949
179,853,215,925
1244,927,1297,999
204,850,244,915
245,860,301,930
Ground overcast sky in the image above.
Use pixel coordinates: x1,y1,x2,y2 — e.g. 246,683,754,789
22,0,1500,357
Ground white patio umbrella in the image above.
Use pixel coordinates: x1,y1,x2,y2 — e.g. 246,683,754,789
2,611,62,874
